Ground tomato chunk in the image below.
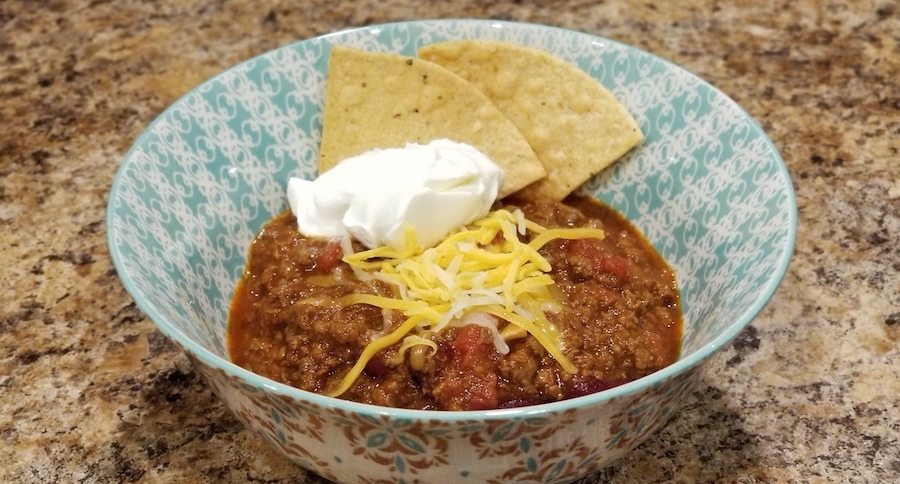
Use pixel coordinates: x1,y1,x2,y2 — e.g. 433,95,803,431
452,325,492,367
314,239,343,272
567,239,629,280
432,325,499,410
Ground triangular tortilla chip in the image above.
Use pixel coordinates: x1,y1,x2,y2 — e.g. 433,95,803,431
419,41,643,200
318,46,546,197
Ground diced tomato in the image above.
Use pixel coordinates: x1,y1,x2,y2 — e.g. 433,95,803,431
433,325,499,410
315,239,343,272
598,255,628,280
452,325,491,368
567,239,629,280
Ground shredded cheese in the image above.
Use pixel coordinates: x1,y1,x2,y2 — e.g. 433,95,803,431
388,334,438,366
327,209,604,397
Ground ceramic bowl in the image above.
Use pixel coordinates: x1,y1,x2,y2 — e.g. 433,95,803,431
107,20,796,482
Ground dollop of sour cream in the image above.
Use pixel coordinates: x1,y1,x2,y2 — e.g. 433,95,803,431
287,139,503,250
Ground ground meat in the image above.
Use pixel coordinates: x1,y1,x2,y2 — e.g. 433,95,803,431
228,196,682,410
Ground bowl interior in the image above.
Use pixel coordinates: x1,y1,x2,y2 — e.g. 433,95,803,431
108,20,795,403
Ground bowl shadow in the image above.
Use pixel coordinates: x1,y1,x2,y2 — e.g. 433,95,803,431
107,350,317,482
579,379,764,483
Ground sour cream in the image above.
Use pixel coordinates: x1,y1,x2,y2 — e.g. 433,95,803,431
287,139,503,250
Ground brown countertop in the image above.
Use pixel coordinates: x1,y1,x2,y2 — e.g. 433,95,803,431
1,0,898,482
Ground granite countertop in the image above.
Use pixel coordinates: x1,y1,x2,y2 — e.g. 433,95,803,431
2,0,897,482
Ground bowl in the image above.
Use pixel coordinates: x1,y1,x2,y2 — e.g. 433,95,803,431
107,19,796,482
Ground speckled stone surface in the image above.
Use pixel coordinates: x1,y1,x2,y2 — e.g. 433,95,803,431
1,0,897,482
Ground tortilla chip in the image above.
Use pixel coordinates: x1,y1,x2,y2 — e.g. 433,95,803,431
318,46,546,197
419,41,644,201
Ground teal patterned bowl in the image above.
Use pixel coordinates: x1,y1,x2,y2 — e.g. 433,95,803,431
107,20,796,482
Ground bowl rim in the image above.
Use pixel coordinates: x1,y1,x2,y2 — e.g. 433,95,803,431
107,18,798,420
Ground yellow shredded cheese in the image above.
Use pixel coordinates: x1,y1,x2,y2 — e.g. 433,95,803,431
328,209,604,397
388,334,438,367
